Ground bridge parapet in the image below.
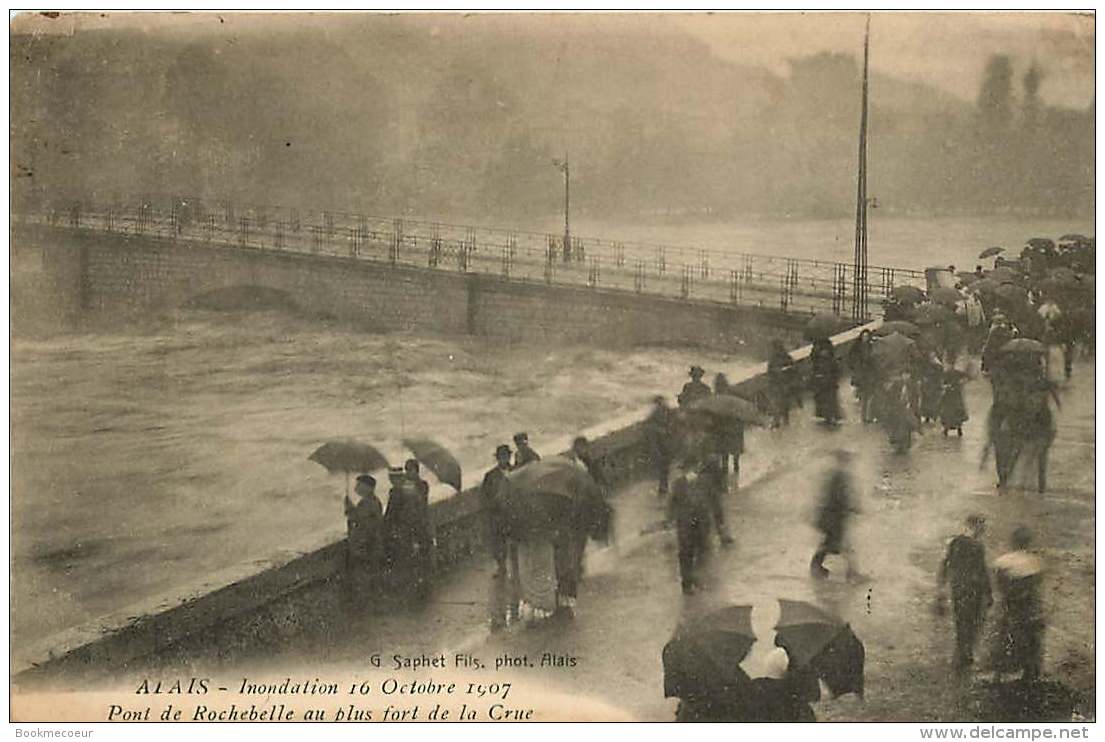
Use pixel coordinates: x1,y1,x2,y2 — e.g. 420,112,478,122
17,196,924,319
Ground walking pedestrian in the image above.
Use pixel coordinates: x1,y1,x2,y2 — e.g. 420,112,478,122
809,449,866,581
669,453,714,595
768,340,798,427
938,514,993,673
848,330,877,423
939,368,969,437
644,395,678,497
991,527,1045,681
383,466,433,603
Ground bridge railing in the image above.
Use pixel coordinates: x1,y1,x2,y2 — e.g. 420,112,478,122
21,196,926,318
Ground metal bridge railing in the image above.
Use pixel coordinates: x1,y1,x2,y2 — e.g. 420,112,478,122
19,196,927,319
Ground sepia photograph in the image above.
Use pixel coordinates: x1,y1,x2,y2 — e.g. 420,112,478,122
7,9,1097,727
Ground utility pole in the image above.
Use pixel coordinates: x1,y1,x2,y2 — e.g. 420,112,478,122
852,15,871,323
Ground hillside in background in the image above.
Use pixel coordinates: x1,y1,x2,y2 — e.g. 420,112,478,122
10,15,1094,222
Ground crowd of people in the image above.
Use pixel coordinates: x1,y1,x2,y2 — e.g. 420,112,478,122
335,236,1091,720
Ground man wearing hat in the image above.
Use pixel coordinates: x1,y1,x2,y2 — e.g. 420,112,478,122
677,366,711,408
938,514,993,673
343,474,384,606
513,432,541,469
481,444,516,579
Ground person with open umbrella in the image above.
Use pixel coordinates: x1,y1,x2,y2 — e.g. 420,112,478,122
982,311,1016,377
939,367,970,437
343,473,384,609
663,604,755,720
809,449,866,581
644,395,678,498
774,599,866,699
383,466,433,604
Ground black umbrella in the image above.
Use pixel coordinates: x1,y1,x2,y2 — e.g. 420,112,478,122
872,332,916,370
663,605,756,699
1059,233,1089,243
774,599,865,698
308,440,389,496
688,394,766,425
403,438,462,490
978,246,1005,259
501,457,600,540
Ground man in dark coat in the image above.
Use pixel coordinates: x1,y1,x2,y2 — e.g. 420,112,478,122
810,449,864,580
938,514,993,672
480,444,515,579
644,395,677,497
512,432,541,468
810,338,842,425
344,474,384,606
669,453,716,594
677,366,711,408
384,467,432,602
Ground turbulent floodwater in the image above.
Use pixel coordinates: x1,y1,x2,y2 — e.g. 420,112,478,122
10,309,756,644
11,213,1093,647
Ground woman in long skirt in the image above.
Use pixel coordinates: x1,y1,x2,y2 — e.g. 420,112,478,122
515,537,558,624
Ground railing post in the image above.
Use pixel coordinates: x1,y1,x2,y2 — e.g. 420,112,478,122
429,225,442,268
700,249,709,279
204,214,215,242
574,237,585,263
458,239,468,272
588,257,599,287
275,221,285,250
501,246,511,277
657,245,666,275
680,265,691,299
634,259,645,293
238,216,249,248
69,202,81,229
780,274,789,310
614,241,624,268
730,269,739,304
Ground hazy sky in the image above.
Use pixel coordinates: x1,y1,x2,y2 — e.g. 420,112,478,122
676,12,1094,109
12,10,1095,109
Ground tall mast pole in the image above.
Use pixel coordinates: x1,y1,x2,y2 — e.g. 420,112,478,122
563,151,571,260
852,15,871,322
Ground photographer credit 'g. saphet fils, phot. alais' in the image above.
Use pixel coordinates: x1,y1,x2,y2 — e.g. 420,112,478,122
8,9,1095,725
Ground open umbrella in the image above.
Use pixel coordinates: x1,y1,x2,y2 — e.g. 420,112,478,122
501,457,600,539
774,599,865,698
805,312,848,341
688,394,766,425
309,440,390,496
929,287,962,307
890,285,925,304
874,320,920,338
979,246,1005,259
663,605,756,699
402,438,462,490
1001,338,1047,355
1059,233,1089,243
871,332,916,369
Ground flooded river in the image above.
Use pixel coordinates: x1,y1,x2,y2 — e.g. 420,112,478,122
10,308,755,644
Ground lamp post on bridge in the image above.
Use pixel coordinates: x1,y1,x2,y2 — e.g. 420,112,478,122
553,154,570,262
